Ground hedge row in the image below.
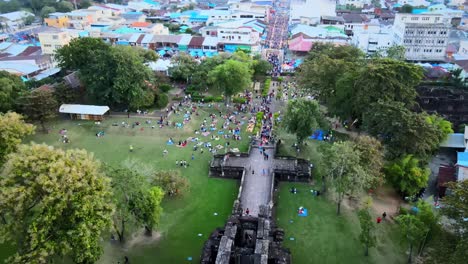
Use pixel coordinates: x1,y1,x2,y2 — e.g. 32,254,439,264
252,111,264,134
262,77,271,97
191,95,224,102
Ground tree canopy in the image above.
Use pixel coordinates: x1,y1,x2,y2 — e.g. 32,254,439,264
0,71,26,113
384,155,429,196
363,101,445,157
321,141,369,215
208,59,252,102
0,144,114,264
55,38,157,109
18,89,58,132
107,167,164,242
283,99,324,144
0,112,35,163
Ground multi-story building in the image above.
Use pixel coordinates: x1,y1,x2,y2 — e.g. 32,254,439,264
339,0,369,8
393,13,450,61
45,13,69,28
352,28,394,55
38,29,77,55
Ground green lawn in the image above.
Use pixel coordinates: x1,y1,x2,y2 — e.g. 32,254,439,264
276,182,406,264
0,105,252,263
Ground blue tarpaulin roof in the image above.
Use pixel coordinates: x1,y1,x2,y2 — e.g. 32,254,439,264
457,152,468,167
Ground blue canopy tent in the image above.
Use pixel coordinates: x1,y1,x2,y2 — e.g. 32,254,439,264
158,50,166,56
189,50,197,57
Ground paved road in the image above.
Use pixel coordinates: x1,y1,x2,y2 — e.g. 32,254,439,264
240,148,275,217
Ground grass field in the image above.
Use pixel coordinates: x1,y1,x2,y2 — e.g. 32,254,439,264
276,183,406,264
0,105,252,263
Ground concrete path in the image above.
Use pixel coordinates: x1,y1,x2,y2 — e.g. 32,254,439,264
240,147,275,217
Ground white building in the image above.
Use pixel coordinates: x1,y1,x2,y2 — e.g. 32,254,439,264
0,11,34,28
339,0,369,8
393,13,450,61
352,28,394,55
290,0,335,24
397,0,431,7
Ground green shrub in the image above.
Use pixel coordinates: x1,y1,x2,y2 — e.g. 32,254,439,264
233,97,247,104
159,83,172,93
155,93,169,109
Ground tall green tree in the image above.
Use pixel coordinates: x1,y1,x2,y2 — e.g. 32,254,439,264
40,6,56,20
384,155,429,196
322,141,369,215
151,170,189,196
439,180,468,263
283,99,324,144
354,135,385,189
358,208,376,256
18,89,58,132
425,114,453,141
363,101,443,157
413,199,439,255
168,53,198,83
0,112,35,163
0,71,26,112
0,144,114,264
208,59,252,103
396,214,428,264
56,1,74,12
108,167,164,241
252,55,272,80
56,38,156,108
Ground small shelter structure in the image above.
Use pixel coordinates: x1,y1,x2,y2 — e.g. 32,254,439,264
59,104,110,121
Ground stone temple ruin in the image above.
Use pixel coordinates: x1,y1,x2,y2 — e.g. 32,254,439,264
201,141,311,264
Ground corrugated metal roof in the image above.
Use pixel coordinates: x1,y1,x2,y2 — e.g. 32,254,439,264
203,36,218,46
129,33,143,43
4,44,28,56
0,61,40,75
178,35,192,45
142,34,155,44
59,104,110,115
189,36,205,46
0,42,13,50
152,35,182,43
440,133,465,148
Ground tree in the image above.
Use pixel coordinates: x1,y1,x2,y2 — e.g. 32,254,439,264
135,47,159,62
283,99,324,144
168,53,198,83
56,1,74,12
252,58,272,80
53,82,80,104
442,180,468,238
18,89,58,132
354,135,385,189
450,68,465,88
332,59,423,121
55,37,110,70
373,45,406,61
191,54,228,90
384,155,430,196
413,199,439,255
401,4,414,14
0,144,114,264
208,59,251,103
79,0,92,9
56,39,156,109
363,101,443,157
108,167,164,241
396,214,428,264
0,71,26,112
322,141,369,215
358,208,376,256
151,170,189,196
40,6,56,20
425,114,453,141
0,112,35,163
22,15,35,26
